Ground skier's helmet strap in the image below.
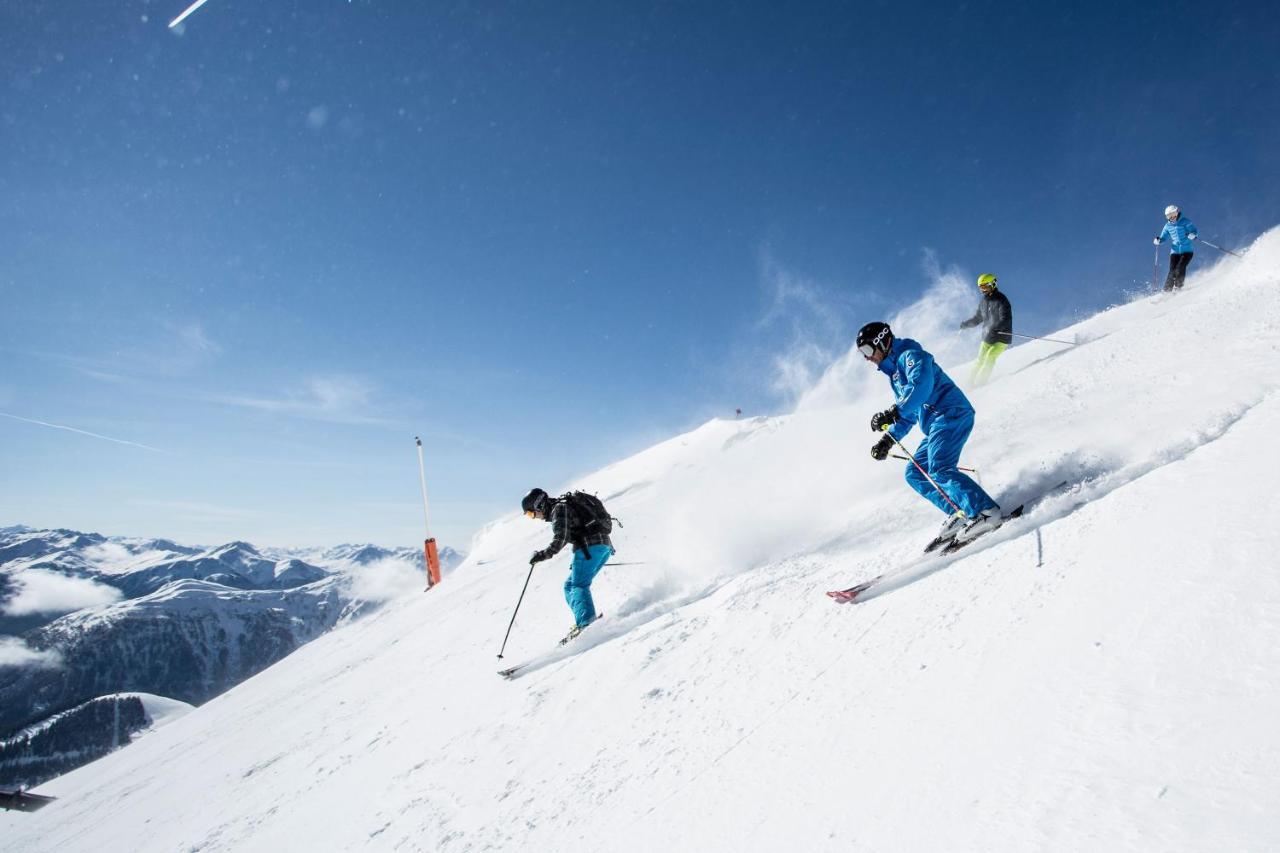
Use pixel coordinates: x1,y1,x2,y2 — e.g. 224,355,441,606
856,321,893,358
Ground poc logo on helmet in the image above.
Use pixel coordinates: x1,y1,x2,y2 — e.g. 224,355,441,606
856,321,894,359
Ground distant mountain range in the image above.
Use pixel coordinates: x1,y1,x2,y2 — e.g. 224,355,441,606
0,526,464,788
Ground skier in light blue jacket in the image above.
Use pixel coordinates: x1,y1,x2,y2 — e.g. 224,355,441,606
1155,204,1198,291
858,321,1002,549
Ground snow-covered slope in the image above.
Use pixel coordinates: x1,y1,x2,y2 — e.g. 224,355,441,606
4,230,1279,851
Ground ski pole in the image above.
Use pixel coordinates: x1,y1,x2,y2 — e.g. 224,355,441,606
890,453,978,475
880,426,966,517
1152,243,1161,290
1007,332,1076,346
497,561,536,659
1199,239,1242,259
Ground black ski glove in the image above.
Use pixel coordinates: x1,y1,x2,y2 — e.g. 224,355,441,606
871,433,894,461
870,406,900,433
529,550,547,565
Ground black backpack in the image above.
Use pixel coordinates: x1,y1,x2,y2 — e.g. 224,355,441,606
561,491,619,536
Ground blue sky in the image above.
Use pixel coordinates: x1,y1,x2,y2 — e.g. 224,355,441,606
2,0,1277,550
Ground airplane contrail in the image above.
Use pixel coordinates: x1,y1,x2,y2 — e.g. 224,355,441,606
169,0,213,29
0,412,169,454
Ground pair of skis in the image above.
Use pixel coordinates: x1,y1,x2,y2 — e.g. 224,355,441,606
498,613,604,679
826,484,1068,604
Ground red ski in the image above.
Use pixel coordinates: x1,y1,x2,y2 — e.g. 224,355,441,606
826,576,883,603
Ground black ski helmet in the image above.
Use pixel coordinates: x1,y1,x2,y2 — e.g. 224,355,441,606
856,321,893,358
521,488,549,515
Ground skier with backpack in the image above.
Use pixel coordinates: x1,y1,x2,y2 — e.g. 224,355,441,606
1154,204,1198,291
858,321,1004,550
521,488,616,642
959,273,1013,386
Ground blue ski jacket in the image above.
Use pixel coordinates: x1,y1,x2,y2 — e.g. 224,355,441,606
1157,215,1199,254
878,338,974,442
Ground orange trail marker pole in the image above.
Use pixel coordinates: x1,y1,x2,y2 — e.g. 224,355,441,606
415,436,441,589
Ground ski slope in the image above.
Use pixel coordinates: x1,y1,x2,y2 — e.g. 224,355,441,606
4,230,1280,851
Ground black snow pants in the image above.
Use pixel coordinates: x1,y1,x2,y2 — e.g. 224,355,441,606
1164,252,1194,291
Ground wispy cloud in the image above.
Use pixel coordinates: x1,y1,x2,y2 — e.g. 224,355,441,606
0,637,63,670
2,570,124,616
167,321,223,362
0,412,169,453
74,367,132,384
207,375,389,425
7,319,222,384
137,321,223,377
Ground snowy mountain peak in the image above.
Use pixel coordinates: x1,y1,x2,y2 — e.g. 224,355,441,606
205,540,260,562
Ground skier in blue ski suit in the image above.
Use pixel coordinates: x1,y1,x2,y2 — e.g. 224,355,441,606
856,321,1001,543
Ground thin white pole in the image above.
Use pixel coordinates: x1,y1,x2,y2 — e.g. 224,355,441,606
415,436,432,538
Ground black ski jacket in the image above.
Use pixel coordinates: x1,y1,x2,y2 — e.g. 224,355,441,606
960,289,1013,345
533,499,612,561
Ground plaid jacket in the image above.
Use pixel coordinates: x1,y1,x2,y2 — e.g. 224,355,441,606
534,499,613,561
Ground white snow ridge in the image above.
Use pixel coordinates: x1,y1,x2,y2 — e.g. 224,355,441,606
4,229,1280,851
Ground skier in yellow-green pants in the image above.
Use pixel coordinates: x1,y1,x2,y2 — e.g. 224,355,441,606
971,340,1008,385
960,273,1012,386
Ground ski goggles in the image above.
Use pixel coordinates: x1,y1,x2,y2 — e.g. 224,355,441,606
858,343,877,359
524,510,538,519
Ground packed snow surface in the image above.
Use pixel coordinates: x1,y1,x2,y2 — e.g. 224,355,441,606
4,230,1280,851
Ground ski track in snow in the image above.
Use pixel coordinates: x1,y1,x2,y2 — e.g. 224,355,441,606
4,228,1280,852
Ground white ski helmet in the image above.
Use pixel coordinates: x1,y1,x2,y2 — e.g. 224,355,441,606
1165,204,1180,220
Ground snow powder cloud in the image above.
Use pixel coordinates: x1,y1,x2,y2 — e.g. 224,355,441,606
755,248,857,407
796,251,974,411
348,557,427,603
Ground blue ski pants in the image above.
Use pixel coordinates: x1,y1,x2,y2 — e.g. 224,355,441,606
564,544,613,627
904,409,999,518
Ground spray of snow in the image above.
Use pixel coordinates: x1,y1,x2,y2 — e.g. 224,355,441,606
755,248,855,406
347,557,427,603
796,251,975,412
